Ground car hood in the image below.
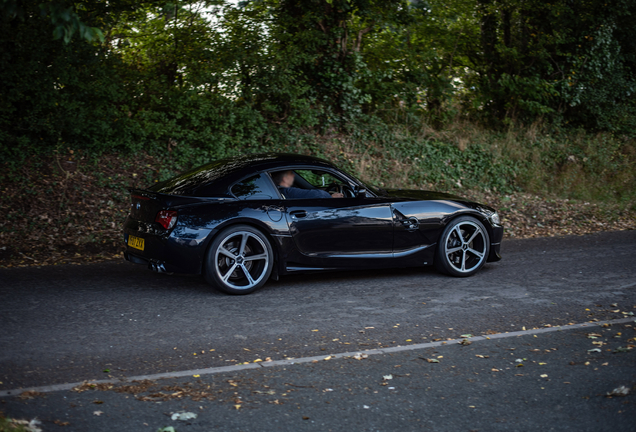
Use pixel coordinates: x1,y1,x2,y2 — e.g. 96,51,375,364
377,189,493,210
379,188,481,205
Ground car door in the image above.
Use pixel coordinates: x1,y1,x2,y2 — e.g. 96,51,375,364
284,196,395,267
276,167,395,267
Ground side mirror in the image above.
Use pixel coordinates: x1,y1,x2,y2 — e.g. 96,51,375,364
356,188,367,198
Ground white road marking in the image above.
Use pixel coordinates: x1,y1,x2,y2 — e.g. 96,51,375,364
0,317,633,398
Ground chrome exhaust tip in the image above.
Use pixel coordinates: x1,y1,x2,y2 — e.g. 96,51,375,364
149,261,167,273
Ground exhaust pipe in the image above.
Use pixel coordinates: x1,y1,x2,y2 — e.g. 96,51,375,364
149,261,168,273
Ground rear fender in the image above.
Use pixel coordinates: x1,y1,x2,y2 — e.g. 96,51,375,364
200,217,285,278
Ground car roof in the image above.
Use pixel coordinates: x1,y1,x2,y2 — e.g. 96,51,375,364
148,153,337,197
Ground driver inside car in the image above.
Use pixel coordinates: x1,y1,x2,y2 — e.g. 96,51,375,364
273,170,344,199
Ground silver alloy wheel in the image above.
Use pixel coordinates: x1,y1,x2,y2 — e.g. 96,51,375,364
443,221,487,274
214,231,270,290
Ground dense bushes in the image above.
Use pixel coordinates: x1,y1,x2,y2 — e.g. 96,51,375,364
0,0,634,203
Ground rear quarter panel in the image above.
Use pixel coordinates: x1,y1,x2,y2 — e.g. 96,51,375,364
169,200,291,274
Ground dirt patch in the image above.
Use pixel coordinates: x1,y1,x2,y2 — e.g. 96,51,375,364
0,151,634,269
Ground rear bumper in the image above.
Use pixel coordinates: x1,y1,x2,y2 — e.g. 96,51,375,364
124,251,179,273
123,218,209,274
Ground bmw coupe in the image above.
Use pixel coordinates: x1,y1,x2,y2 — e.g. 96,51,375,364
123,153,503,294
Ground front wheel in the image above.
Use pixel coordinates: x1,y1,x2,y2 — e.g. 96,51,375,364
205,225,274,295
435,216,490,277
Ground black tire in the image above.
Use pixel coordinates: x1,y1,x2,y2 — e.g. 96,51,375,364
205,225,274,295
435,216,490,277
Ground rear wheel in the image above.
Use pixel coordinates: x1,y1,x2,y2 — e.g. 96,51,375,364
435,216,490,277
205,225,274,294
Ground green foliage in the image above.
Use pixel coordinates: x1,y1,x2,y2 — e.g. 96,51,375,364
1,0,634,205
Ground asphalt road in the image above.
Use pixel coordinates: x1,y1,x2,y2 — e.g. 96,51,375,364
1,230,635,430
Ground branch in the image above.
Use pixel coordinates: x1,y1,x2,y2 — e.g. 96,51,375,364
353,23,374,52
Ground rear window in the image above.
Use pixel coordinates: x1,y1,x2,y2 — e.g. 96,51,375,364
148,155,282,196
149,159,243,196
231,173,278,200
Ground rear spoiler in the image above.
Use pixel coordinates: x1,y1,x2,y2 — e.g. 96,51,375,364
129,188,234,208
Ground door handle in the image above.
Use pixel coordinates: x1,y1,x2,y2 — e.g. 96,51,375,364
289,210,307,219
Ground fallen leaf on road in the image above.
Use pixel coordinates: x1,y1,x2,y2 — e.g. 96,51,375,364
587,348,602,353
72,382,113,393
171,412,198,421
18,391,45,400
93,411,103,416
426,358,440,363
459,339,471,346
475,354,489,359
383,374,393,380
7,419,42,432
606,386,630,397
540,374,548,378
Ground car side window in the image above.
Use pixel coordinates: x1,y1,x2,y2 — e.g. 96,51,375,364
231,173,278,200
294,169,345,188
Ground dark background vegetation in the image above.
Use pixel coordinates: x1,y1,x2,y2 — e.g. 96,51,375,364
0,0,635,265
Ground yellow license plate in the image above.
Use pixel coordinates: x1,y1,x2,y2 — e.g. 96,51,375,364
128,235,145,251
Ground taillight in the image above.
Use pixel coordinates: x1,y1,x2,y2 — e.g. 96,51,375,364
155,210,177,230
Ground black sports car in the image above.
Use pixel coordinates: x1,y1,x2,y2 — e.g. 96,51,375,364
123,153,503,294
